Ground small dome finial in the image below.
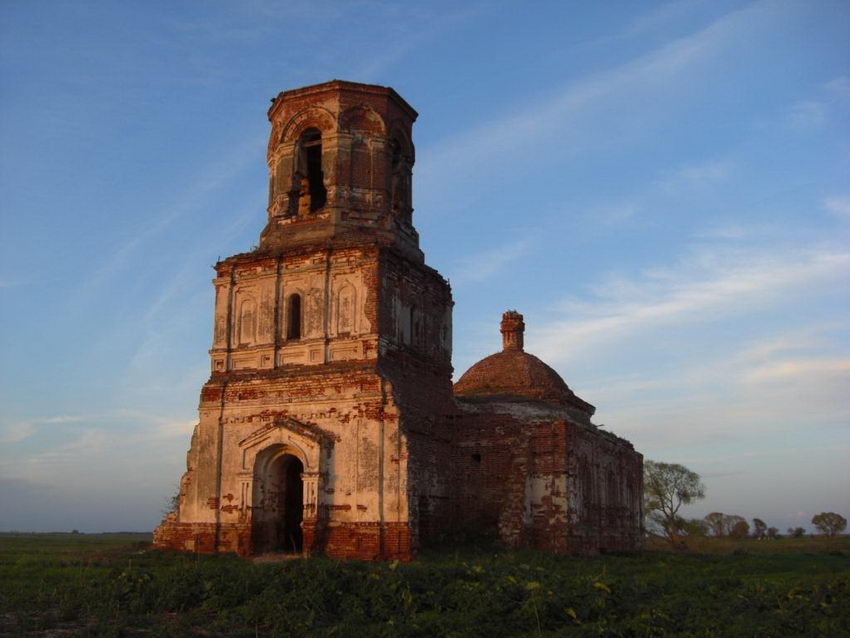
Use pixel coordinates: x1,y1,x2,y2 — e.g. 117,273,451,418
500,310,525,352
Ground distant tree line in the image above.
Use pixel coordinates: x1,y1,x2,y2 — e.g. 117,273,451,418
643,460,846,545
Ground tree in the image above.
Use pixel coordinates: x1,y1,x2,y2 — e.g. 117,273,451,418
703,512,749,537
704,512,725,537
728,517,750,539
162,487,180,516
811,512,847,537
643,460,706,545
766,527,779,539
787,527,805,538
752,518,767,539
683,518,709,537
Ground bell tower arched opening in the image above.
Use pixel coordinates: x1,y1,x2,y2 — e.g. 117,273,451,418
297,127,326,212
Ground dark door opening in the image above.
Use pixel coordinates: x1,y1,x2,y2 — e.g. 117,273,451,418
253,452,304,554
278,456,304,553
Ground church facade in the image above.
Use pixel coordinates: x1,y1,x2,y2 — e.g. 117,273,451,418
153,81,643,560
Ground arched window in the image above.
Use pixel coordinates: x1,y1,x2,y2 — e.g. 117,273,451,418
286,293,302,340
297,128,326,211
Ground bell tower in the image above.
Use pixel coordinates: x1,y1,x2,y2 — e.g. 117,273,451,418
155,81,455,561
261,80,421,262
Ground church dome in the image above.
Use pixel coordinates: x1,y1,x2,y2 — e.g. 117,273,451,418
454,311,595,414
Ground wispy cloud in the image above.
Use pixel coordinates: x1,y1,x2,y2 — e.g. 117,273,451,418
0,410,197,494
824,75,850,101
531,244,850,362
418,1,782,187
585,203,640,228
586,0,708,46
353,4,480,80
77,136,260,300
450,235,536,283
0,410,193,448
742,356,850,384
0,422,35,444
785,100,829,131
576,321,850,453
823,196,850,218
0,415,83,444
693,222,749,240
656,158,733,193
783,74,850,132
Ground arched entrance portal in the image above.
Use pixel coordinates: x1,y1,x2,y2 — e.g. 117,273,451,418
252,450,304,554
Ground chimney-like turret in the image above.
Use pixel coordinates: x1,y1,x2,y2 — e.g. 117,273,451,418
500,310,525,352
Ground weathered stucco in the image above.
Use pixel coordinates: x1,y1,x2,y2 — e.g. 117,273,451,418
153,80,642,560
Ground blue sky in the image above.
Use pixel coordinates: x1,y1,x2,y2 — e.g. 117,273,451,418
1,0,847,533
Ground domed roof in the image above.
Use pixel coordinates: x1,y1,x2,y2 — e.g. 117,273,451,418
454,311,595,415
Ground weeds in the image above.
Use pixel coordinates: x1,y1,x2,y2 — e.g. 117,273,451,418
0,533,848,636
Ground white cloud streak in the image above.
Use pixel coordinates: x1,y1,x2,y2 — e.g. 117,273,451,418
823,196,850,218
655,158,733,193
450,235,536,283
742,356,850,384
417,0,783,186
783,74,850,132
586,0,708,46
824,75,850,101
0,415,83,444
693,223,749,240
585,203,640,229
530,245,850,363
78,135,260,298
785,100,829,130
0,411,193,448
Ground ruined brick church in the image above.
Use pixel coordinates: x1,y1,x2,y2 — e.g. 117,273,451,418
153,81,643,560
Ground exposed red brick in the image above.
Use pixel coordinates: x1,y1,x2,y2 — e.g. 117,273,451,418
153,81,642,562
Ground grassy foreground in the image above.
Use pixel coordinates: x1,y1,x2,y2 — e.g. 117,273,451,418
1,533,848,637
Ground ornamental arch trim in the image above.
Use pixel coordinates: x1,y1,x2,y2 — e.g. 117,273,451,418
280,106,337,145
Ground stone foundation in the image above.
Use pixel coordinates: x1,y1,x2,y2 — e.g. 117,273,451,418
153,516,412,561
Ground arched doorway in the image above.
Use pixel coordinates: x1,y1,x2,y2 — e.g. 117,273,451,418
252,450,304,554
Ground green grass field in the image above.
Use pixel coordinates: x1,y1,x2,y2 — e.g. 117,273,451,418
1,533,848,637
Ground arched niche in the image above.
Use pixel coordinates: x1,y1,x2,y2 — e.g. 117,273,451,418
237,296,257,345
335,283,357,336
340,105,386,136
